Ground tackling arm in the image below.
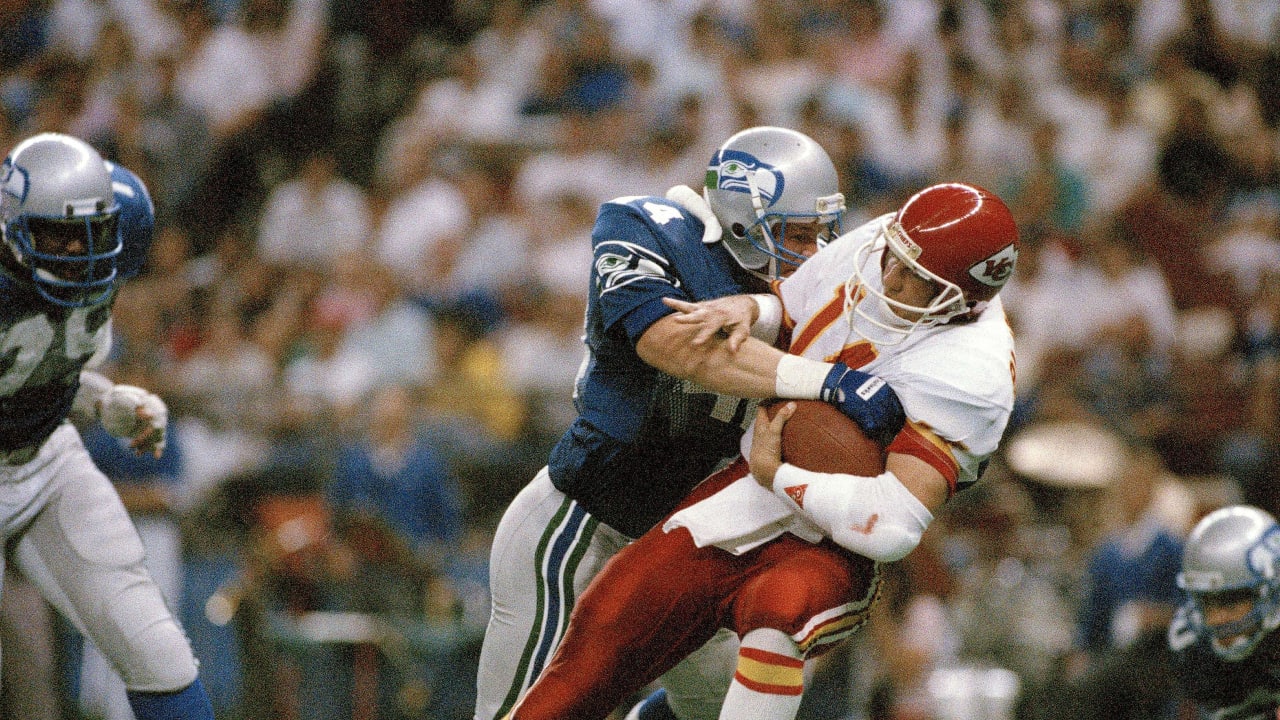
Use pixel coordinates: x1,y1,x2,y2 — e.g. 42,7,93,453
638,295,905,445
635,305,786,398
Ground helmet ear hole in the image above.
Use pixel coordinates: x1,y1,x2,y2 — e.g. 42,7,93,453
730,222,748,238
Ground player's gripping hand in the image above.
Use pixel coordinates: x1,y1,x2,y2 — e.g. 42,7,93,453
749,402,793,489
662,295,758,350
99,385,168,458
818,363,904,447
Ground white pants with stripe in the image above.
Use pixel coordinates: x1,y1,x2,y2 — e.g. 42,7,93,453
474,468,736,720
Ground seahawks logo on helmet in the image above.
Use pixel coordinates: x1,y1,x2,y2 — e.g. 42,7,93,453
706,150,784,208
1247,527,1280,579
595,240,679,294
1,159,27,206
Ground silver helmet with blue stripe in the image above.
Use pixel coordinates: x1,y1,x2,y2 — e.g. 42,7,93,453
1,132,123,307
704,126,845,279
1178,505,1280,661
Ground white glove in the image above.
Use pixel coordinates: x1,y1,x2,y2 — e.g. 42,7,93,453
665,185,722,245
99,384,168,457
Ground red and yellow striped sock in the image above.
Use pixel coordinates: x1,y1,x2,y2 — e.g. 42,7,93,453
720,632,805,719
733,646,804,696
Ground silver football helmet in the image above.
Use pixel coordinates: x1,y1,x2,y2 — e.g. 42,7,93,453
1,132,122,307
1177,505,1280,661
704,126,845,279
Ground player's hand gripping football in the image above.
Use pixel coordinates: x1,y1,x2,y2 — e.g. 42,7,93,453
662,295,758,351
98,385,168,458
749,402,794,490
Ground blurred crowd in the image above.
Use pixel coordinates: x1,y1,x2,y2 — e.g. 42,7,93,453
1,0,1279,717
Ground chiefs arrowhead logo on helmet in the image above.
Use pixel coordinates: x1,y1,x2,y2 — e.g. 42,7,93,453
847,183,1020,342
969,242,1019,288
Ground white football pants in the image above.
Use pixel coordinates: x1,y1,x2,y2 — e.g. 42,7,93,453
0,424,198,693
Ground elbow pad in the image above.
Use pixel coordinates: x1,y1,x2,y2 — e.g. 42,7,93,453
772,465,933,563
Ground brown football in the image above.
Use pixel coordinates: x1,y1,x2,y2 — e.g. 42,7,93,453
766,400,888,476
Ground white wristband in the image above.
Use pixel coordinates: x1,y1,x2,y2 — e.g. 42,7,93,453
775,354,834,400
750,294,783,344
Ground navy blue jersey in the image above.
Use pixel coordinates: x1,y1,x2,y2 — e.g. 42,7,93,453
0,166,154,451
547,195,761,538
1170,604,1280,718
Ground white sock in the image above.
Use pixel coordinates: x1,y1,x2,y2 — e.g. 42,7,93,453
718,629,804,720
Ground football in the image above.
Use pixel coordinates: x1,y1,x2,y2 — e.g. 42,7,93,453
766,400,888,476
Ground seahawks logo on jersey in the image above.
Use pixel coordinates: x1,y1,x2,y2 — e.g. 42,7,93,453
596,241,679,294
707,149,783,207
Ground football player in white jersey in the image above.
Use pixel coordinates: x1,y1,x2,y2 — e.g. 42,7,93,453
502,183,1020,720
0,133,216,719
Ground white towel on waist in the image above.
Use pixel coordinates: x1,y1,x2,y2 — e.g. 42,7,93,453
662,475,825,555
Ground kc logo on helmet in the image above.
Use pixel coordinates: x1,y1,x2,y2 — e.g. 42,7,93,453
968,244,1018,288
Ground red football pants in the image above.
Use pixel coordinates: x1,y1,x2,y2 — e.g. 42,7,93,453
510,458,880,720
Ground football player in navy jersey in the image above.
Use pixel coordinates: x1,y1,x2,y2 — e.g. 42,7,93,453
0,133,215,719
474,126,905,720
1170,505,1280,719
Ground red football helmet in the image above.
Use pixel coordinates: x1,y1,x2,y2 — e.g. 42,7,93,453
850,183,1018,339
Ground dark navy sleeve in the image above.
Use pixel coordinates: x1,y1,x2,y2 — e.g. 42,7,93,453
591,197,739,345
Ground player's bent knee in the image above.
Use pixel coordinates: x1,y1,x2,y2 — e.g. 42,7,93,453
734,547,878,656
738,564,856,629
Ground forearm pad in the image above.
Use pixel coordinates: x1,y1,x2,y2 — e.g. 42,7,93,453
772,464,933,562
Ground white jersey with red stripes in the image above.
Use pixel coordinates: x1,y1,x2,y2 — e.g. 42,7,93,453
767,213,1017,495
